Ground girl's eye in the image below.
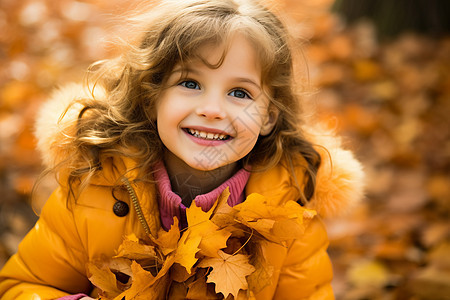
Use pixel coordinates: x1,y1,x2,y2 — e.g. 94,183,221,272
229,89,251,99
179,80,200,90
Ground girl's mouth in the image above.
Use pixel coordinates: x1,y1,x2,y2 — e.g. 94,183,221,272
184,128,231,141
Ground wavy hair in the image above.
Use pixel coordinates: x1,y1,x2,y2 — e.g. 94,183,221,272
58,0,321,202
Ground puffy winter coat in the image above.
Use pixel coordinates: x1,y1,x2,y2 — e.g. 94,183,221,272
0,84,365,299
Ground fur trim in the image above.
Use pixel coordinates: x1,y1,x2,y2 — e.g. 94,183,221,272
34,84,365,218
34,83,105,168
305,126,365,218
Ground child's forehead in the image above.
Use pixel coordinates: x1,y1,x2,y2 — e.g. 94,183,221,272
179,34,262,68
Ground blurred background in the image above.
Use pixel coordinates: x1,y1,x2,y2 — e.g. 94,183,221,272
0,0,449,299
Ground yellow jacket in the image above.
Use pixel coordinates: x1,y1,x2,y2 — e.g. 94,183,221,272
0,84,365,299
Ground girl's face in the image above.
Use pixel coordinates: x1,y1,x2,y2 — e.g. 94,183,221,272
156,34,276,171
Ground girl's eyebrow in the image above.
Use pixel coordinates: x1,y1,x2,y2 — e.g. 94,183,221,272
170,66,262,90
169,66,199,76
234,77,262,90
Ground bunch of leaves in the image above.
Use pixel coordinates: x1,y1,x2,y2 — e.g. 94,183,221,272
86,188,317,299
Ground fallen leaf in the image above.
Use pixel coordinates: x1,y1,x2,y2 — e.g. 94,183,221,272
115,233,157,260
186,277,221,300
347,260,389,289
187,199,232,258
155,217,180,255
234,194,316,243
115,260,172,300
87,261,123,298
198,250,255,298
246,241,273,293
211,188,237,228
174,230,201,274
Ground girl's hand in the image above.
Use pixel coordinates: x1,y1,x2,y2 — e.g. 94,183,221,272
80,297,96,300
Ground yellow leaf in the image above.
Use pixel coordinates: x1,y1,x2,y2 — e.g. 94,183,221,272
198,227,232,258
115,257,174,300
211,188,238,228
171,262,192,283
115,233,157,260
108,257,133,278
198,250,255,298
246,242,273,293
186,277,221,300
347,260,389,288
116,261,156,299
187,200,232,258
187,199,214,227
87,261,123,299
234,193,316,243
174,230,201,274
155,217,180,255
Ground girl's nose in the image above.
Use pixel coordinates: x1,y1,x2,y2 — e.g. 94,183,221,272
195,96,226,120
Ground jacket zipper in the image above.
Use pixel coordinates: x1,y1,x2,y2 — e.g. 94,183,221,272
122,177,151,235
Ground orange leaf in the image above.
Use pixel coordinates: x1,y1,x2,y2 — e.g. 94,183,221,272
115,233,157,260
187,200,232,258
87,261,123,299
198,250,255,298
211,188,237,228
174,230,201,274
246,242,273,293
234,193,316,243
155,217,180,255
115,260,171,300
186,277,221,300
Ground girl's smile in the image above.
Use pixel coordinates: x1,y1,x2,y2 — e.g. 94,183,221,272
183,127,232,146
156,34,277,171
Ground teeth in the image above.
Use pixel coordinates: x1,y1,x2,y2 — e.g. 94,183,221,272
186,129,229,140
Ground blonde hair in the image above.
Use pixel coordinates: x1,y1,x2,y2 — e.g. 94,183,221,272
59,0,321,201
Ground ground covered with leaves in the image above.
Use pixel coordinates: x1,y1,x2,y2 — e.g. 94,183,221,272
0,0,449,299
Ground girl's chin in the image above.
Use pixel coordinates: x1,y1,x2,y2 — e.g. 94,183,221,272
184,157,238,173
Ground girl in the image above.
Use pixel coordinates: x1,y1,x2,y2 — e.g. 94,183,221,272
0,0,364,299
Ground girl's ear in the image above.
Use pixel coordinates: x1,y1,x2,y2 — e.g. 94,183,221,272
260,108,279,136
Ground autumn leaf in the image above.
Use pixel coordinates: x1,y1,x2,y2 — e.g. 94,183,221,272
246,241,273,293
115,233,158,260
174,230,201,274
186,277,221,300
115,260,171,300
198,250,256,298
187,199,232,258
87,261,123,299
155,217,180,255
170,262,192,283
211,188,237,228
234,193,316,243
167,281,189,299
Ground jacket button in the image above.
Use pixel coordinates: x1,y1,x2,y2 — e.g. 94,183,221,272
113,201,129,217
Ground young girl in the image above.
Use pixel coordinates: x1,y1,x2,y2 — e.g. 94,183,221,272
0,0,364,299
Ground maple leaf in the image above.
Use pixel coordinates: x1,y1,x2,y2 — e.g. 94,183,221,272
211,188,237,228
198,250,256,298
155,217,180,255
186,200,232,258
245,241,274,293
174,230,201,274
186,277,221,300
115,253,177,300
115,260,172,300
115,233,157,261
87,261,123,299
234,193,317,243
